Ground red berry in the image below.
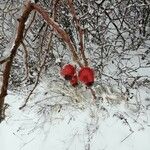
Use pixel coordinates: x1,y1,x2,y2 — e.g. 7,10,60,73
78,67,94,86
60,64,76,80
70,75,78,87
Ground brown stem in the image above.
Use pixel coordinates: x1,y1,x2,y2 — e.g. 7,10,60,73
31,3,82,67
67,0,88,66
0,57,10,64
0,2,33,122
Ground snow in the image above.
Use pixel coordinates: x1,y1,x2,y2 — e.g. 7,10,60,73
0,83,150,150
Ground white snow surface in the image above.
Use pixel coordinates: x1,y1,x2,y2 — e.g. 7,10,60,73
0,82,150,150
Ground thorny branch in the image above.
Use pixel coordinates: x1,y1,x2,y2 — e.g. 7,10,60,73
0,1,33,122
32,3,82,66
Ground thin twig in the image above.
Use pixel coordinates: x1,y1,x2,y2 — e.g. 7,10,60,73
0,57,10,64
121,131,134,143
24,11,36,38
21,41,29,82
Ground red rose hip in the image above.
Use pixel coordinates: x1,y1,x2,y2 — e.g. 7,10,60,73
78,67,94,86
70,75,78,87
60,64,76,80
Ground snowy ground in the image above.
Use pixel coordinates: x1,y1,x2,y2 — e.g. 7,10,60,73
0,82,150,150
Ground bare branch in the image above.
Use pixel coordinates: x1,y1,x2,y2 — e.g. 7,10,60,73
0,1,33,122
0,57,10,64
67,0,88,66
31,3,83,67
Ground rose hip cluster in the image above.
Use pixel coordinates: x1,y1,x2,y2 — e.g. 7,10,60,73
60,64,94,87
